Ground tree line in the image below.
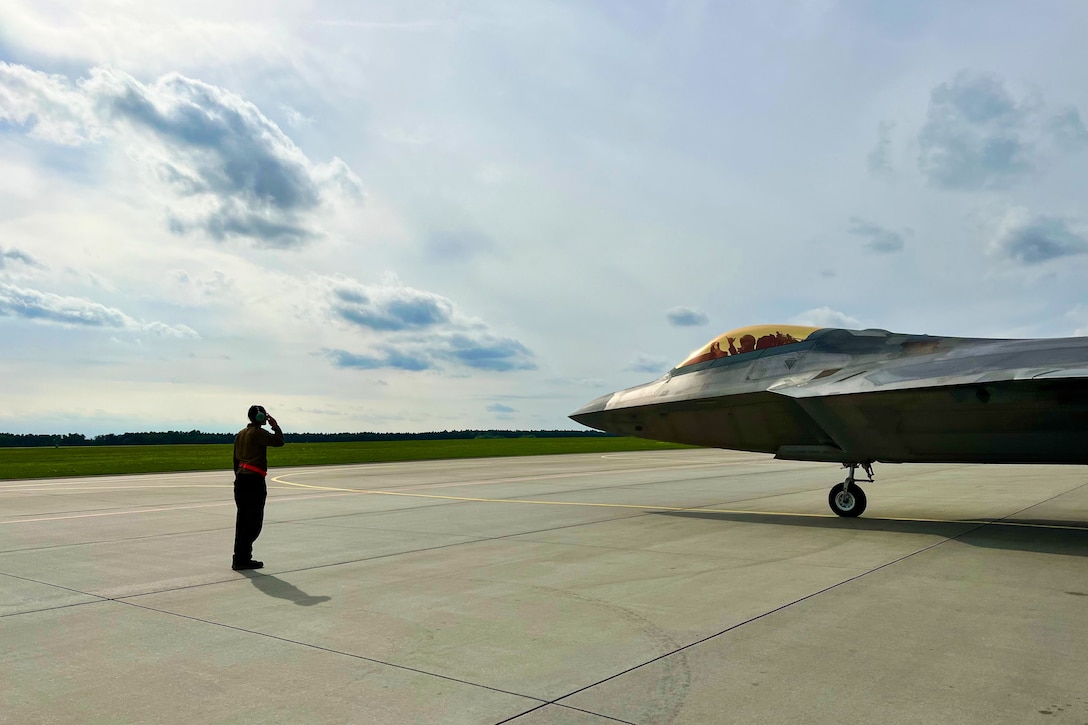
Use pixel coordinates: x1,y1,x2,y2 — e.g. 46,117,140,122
0,429,612,448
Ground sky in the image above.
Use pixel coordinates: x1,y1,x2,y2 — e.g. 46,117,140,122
2,0,1088,436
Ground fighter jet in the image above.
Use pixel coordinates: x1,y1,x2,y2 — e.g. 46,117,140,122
570,325,1088,517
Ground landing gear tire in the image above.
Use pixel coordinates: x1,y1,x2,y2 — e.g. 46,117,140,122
829,482,867,517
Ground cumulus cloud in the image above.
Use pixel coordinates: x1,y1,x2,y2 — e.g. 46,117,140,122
1049,108,1088,149
626,353,670,374
790,307,863,329
0,62,98,145
443,332,535,371
324,333,535,373
323,347,432,371
918,70,1088,189
169,269,235,306
0,282,198,337
848,217,906,253
330,277,454,331
0,247,41,269
321,274,536,373
280,105,313,128
0,62,362,247
666,306,709,326
867,121,895,177
988,209,1088,265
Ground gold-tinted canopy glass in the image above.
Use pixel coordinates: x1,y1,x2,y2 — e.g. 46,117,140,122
676,324,822,369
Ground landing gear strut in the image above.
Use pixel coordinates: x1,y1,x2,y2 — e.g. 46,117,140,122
828,462,874,517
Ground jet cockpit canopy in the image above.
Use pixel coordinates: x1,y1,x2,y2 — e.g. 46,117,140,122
676,324,822,370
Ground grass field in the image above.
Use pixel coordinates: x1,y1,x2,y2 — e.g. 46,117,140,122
0,437,694,480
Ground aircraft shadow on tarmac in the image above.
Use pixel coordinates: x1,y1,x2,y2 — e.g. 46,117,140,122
239,571,332,606
653,510,1088,559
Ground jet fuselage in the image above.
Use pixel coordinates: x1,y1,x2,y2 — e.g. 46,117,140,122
570,327,1088,466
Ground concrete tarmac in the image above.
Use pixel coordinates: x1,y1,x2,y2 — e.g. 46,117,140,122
2,449,1087,724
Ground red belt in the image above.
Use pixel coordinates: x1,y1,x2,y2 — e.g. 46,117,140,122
238,462,267,476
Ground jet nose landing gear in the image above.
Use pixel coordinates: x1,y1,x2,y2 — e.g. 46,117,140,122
828,463,874,517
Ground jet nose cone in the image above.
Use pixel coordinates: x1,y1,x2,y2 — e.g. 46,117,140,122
569,392,614,431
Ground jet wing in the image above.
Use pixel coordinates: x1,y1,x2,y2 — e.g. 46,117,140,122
770,336,1088,399
766,337,1088,465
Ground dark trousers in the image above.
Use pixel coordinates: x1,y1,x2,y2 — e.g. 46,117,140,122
233,473,267,561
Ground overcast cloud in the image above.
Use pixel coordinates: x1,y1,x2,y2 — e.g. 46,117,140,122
1,1,1087,435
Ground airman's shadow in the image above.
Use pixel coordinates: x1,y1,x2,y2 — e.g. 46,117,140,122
653,510,1088,558
239,571,332,606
